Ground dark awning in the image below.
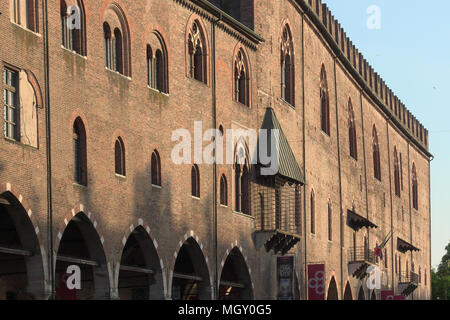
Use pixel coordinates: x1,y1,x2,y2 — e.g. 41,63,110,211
257,108,305,184
263,230,301,256
347,210,378,231
397,237,420,253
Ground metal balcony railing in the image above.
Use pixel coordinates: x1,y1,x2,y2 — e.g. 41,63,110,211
348,246,376,264
398,271,419,284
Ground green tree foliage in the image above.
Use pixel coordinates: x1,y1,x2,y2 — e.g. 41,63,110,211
432,241,450,300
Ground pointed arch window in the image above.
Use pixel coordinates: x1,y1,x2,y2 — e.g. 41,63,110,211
234,49,250,106
187,21,207,84
310,190,315,234
191,164,200,198
348,99,358,160
220,174,228,206
234,146,250,215
103,4,131,76
103,22,112,69
147,32,169,93
281,25,295,106
394,147,401,197
328,202,332,241
115,137,126,176
73,118,87,186
151,150,161,186
373,125,381,181
320,64,330,135
412,163,418,210
61,1,86,55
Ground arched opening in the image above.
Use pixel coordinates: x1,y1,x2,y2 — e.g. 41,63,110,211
394,147,400,197
373,125,381,181
412,163,418,210
219,247,253,300
147,32,169,93
172,238,211,300
103,22,112,69
348,99,357,160
344,282,353,300
371,290,377,300
60,1,86,55
73,117,87,186
151,150,161,187
113,28,123,74
358,286,365,300
187,20,207,84
115,137,126,176
191,165,200,198
55,213,110,300
281,24,294,106
326,276,338,300
0,192,46,300
220,174,228,206
234,143,250,215
234,49,250,106
118,226,164,300
320,64,330,135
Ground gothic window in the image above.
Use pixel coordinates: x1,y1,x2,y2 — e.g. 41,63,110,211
103,4,131,76
220,174,228,206
394,147,401,197
310,190,315,234
191,164,200,198
234,145,250,215
151,150,161,186
234,49,250,106
60,1,86,55
147,32,169,93
328,202,332,241
73,118,87,186
281,24,295,106
348,99,358,160
115,137,126,176
187,21,207,84
412,163,418,210
320,64,330,135
103,22,112,69
373,125,381,181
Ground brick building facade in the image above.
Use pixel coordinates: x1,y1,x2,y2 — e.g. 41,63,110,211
0,0,431,300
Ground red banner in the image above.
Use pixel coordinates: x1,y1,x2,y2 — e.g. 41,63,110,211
56,273,77,300
394,295,405,300
307,264,325,300
381,290,395,300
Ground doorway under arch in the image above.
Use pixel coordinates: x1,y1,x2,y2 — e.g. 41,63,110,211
118,226,164,300
219,247,253,300
327,276,338,300
358,286,365,300
55,212,110,300
172,237,211,300
344,282,353,300
0,192,46,299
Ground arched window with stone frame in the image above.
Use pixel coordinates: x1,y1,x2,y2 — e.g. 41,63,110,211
60,0,87,55
348,98,358,160
412,163,418,210
281,24,295,106
373,125,381,181
147,31,169,93
103,3,131,76
11,0,39,32
234,48,250,106
187,20,208,84
320,64,330,135
234,141,250,216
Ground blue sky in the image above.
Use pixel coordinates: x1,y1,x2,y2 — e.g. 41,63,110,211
323,0,449,267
